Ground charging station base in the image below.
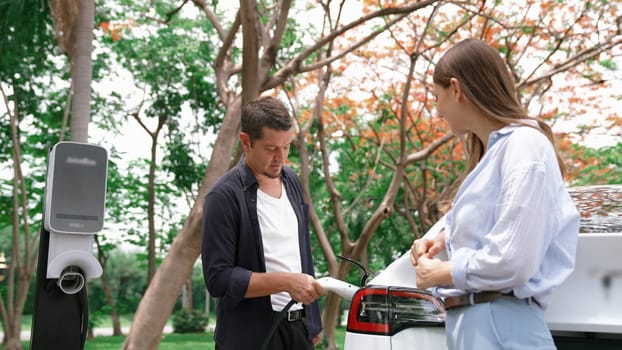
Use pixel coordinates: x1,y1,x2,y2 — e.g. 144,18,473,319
30,229,88,350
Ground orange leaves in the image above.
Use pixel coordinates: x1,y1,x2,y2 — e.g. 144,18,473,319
539,107,559,121
607,114,622,129
556,133,574,153
481,26,504,45
539,0,555,11
294,0,619,192
361,0,401,12
298,108,312,125
99,21,121,41
99,19,137,41
99,21,110,32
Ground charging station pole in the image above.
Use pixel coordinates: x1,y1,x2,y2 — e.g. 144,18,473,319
30,229,89,349
30,142,108,350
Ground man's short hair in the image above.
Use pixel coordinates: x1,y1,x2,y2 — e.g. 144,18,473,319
241,96,293,143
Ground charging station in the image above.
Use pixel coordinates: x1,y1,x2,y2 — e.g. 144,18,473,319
30,142,108,349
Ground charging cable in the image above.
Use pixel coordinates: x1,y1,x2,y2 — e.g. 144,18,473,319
259,299,297,350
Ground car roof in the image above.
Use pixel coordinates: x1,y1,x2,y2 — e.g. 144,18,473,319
568,184,622,233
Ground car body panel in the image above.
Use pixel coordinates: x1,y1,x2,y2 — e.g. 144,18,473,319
344,332,392,349
545,233,622,334
345,327,446,350
367,216,446,288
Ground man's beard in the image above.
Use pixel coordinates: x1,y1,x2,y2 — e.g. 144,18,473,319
263,171,280,179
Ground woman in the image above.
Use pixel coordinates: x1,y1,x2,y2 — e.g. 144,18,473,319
411,39,580,349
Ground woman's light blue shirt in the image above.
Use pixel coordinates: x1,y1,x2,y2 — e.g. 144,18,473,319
444,124,580,309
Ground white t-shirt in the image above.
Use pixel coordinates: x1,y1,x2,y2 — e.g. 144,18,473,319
257,184,303,311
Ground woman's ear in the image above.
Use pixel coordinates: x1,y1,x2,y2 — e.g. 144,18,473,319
449,77,463,101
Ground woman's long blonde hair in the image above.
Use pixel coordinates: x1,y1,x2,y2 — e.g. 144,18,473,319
433,39,566,177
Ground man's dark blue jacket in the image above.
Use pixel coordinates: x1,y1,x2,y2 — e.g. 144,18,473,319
201,158,322,349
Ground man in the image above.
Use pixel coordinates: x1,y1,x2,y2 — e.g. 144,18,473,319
202,96,324,349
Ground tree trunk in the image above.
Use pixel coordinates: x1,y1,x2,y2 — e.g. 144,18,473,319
130,114,166,286
182,279,193,311
147,135,158,284
101,267,123,336
3,338,21,350
322,292,342,350
69,0,94,142
122,97,242,350
2,312,23,350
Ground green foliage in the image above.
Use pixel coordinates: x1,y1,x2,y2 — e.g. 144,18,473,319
0,0,66,243
171,309,208,334
162,131,206,194
0,0,72,328
569,143,622,186
0,0,57,79
88,304,111,330
599,59,617,70
103,158,150,247
88,250,147,315
92,0,222,261
106,1,221,129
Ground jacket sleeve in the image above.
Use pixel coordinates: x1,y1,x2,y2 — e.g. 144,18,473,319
201,189,251,307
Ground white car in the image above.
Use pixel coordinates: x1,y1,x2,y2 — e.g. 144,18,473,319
331,184,622,350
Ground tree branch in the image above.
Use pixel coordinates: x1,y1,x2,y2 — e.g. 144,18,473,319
262,0,441,90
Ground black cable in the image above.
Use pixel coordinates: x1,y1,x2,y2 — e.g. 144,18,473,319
259,299,297,350
337,255,371,285
79,279,88,349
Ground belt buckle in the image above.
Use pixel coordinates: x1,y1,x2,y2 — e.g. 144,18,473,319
287,310,296,322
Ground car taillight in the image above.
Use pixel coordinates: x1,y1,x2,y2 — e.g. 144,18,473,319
346,286,445,336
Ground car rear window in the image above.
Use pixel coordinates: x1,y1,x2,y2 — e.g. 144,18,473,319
569,185,622,233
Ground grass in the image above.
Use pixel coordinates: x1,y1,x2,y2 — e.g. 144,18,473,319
4,325,346,349
3,314,138,331
6,333,213,350
85,333,215,350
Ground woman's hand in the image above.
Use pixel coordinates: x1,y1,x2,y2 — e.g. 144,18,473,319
415,257,452,290
410,230,451,289
410,230,445,266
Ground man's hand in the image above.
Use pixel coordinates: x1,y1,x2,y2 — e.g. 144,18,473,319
285,273,325,305
312,332,322,346
246,272,325,303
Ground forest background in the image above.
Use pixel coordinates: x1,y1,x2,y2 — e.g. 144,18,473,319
1,0,621,349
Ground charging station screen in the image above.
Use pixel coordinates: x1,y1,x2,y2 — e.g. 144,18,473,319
45,142,108,234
